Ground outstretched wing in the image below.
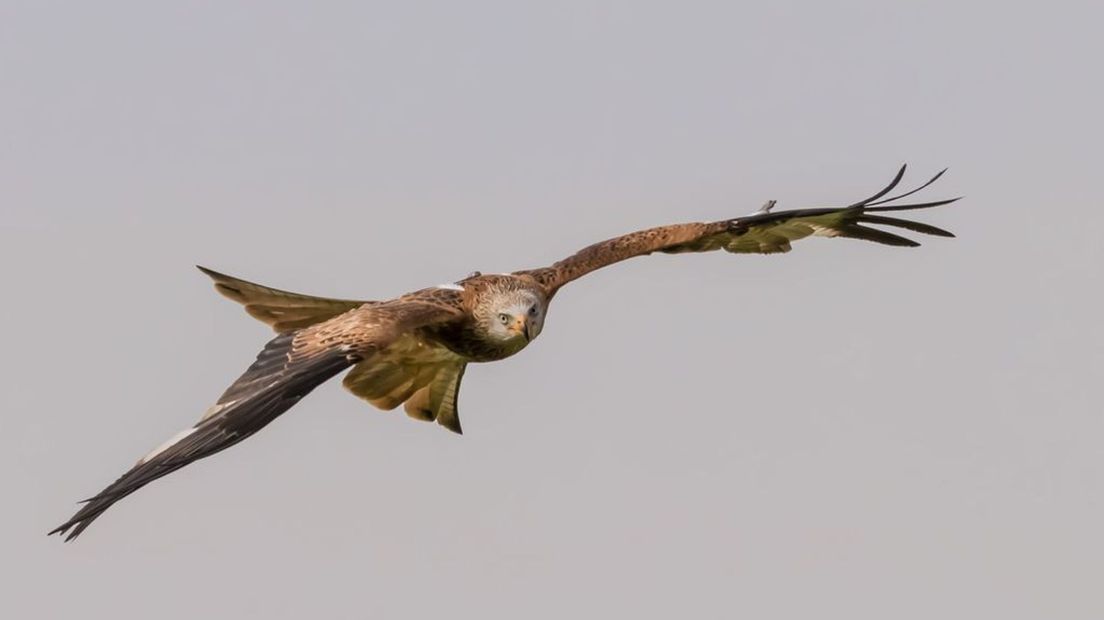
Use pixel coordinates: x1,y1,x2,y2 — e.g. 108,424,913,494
518,165,958,296
49,299,462,541
197,265,373,332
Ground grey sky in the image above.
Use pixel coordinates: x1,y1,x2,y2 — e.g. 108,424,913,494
3,1,1102,618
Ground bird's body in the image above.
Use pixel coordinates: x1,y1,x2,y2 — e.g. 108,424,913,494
51,166,959,541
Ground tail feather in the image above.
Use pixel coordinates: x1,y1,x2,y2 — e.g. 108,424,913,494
196,266,370,332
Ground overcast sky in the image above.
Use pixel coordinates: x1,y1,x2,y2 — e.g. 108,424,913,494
3,1,1102,618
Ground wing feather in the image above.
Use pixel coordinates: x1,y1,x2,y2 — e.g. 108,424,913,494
49,332,349,541
857,214,955,237
518,165,958,293
50,299,463,541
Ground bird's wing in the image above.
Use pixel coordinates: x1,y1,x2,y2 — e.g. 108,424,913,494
517,165,958,296
49,299,463,541
197,265,373,332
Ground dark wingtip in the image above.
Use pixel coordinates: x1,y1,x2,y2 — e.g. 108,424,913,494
49,506,93,540
848,164,908,208
864,196,961,213
857,214,956,238
47,521,81,542
867,167,950,207
927,167,949,185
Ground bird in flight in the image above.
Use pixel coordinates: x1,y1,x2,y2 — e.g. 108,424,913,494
50,165,958,541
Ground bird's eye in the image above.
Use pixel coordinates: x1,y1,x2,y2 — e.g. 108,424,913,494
528,306,538,317
498,313,511,325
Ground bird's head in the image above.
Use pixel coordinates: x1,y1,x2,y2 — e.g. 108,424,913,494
476,285,546,346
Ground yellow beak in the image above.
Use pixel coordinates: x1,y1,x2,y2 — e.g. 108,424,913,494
510,316,530,341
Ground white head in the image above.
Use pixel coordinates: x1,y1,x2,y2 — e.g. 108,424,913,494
477,287,546,345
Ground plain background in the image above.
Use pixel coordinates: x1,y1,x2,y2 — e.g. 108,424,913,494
3,1,1102,618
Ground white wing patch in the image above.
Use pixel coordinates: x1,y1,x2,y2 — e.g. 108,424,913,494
139,428,197,464
199,399,238,422
435,283,465,291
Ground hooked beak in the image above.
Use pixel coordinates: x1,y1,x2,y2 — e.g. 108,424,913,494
510,316,531,342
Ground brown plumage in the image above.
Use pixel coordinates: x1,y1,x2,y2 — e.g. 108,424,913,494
50,165,958,541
